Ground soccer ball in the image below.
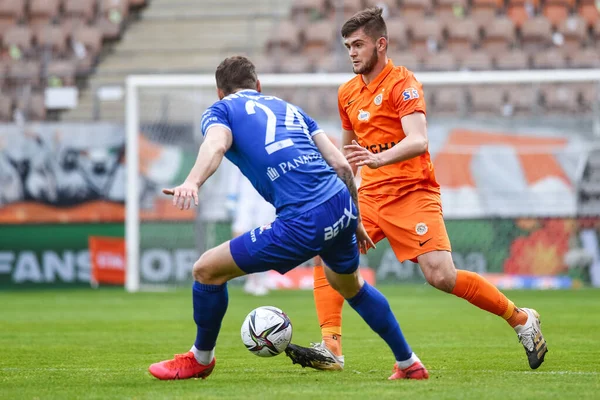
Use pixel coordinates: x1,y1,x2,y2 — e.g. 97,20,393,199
241,306,293,357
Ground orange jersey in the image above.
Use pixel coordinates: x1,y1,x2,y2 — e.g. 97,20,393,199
338,59,440,197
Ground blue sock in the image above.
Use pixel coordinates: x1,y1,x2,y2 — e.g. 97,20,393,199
347,282,412,362
193,281,229,350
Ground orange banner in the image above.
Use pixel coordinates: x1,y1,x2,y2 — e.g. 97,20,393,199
0,199,196,224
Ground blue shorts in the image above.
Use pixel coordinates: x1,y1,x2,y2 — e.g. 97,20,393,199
230,189,359,275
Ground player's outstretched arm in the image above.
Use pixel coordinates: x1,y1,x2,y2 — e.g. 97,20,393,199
163,126,232,210
344,112,428,169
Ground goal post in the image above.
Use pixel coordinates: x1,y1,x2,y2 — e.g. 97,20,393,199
125,69,600,292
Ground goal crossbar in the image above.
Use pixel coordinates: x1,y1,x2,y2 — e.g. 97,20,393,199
126,69,600,88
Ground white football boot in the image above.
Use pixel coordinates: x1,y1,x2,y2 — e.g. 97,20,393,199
285,341,345,371
514,308,548,369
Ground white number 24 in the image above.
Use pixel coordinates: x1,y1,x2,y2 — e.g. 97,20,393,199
245,100,310,155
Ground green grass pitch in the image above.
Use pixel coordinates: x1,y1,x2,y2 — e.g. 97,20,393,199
1,285,599,399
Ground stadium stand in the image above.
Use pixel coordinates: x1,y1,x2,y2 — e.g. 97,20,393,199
60,0,289,121
0,0,599,122
0,0,147,122
259,0,600,119
468,85,506,115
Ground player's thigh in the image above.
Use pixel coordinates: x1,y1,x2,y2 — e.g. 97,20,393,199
230,218,318,276
193,240,247,284
319,228,360,275
379,190,452,262
417,249,455,275
317,188,365,275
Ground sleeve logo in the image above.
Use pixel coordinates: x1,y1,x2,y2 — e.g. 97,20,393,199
402,87,419,101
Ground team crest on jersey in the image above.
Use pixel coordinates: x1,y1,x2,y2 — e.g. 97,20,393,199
415,222,428,236
358,109,370,121
374,93,383,106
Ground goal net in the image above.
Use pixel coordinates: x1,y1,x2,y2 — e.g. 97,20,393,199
125,70,600,292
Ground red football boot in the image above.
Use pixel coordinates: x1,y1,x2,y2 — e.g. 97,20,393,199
149,351,215,380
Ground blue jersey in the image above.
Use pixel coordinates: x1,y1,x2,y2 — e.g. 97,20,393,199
200,89,345,219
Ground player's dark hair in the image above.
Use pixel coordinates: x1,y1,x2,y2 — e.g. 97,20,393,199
215,56,258,96
341,7,387,41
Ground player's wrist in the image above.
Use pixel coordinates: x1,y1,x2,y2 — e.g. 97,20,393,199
184,177,200,189
374,153,385,168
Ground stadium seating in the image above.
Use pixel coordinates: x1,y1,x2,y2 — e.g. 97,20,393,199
0,0,147,122
468,86,507,115
532,47,567,68
461,51,494,70
556,16,587,57
1,0,599,121
570,47,600,67
265,0,600,75
257,0,600,117
481,17,516,53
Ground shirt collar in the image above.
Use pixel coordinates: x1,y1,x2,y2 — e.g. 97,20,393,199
236,89,258,94
362,59,394,93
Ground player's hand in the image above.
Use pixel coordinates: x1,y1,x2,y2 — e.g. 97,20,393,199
162,181,199,210
344,140,382,169
356,222,376,254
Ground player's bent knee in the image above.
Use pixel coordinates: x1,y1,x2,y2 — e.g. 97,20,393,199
418,251,456,292
192,243,246,285
331,283,360,299
420,260,456,293
326,278,346,296
192,251,220,284
192,257,209,283
325,269,363,299
424,270,454,292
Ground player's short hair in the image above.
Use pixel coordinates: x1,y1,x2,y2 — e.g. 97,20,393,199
341,7,387,42
215,56,258,96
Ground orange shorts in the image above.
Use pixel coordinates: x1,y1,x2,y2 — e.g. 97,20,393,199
360,189,451,263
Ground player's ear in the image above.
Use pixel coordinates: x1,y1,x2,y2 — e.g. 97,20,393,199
377,37,387,52
217,87,225,100
256,80,262,93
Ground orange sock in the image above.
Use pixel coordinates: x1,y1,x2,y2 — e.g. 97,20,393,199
451,270,527,327
313,265,344,356
506,307,528,328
